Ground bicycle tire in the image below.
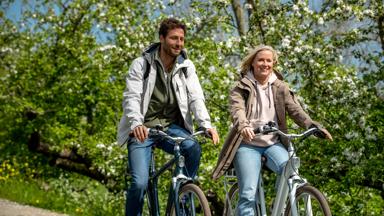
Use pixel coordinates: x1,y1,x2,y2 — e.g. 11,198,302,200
223,182,262,216
170,183,211,216
284,185,331,216
223,182,238,216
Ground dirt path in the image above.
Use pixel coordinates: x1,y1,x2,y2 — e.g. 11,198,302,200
0,198,68,216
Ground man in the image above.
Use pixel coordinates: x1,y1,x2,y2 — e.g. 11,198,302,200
117,18,219,216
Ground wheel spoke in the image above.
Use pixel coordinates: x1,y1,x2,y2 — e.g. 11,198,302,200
170,184,211,216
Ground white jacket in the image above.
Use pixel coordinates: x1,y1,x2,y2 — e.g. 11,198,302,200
117,43,212,145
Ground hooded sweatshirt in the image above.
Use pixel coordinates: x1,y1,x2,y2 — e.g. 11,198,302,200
245,71,279,147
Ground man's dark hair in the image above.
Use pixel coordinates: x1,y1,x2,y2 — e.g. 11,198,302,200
159,18,186,38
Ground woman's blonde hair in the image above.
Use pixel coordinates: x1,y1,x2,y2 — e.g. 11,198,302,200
239,45,278,75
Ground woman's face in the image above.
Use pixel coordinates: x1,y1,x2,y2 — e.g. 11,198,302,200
251,50,274,82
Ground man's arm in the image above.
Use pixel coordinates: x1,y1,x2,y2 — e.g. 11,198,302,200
123,58,146,132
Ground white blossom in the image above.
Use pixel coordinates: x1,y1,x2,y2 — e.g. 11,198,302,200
344,6,352,13
96,143,105,149
318,17,324,25
366,134,377,141
294,47,302,53
363,9,374,17
244,3,252,10
226,39,233,48
209,65,216,73
343,147,364,164
99,44,116,51
194,17,201,25
345,131,358,140
282,37,291,48
205,165,213,172
375,80,384,100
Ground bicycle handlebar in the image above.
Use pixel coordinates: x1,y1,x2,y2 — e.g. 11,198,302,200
148,126,209,144
253,121,321,140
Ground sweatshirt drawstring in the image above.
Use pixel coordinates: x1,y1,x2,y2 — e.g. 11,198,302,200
268,82,271,109
255,82,260,118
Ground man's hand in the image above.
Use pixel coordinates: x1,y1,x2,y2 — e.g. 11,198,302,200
132,125,148,143
241,127,255,142
206,128,219,145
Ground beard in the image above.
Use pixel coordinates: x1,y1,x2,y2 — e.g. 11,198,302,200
163,44,181,58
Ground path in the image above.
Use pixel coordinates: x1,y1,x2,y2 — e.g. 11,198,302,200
0,198,68,216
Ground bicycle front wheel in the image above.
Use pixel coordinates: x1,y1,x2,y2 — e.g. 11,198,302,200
284,185,331,216
170,183,211,216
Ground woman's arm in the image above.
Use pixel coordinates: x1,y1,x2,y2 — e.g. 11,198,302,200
230,85,250,132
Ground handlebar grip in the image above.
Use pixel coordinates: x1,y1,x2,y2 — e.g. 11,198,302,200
309,124,326,139
196,127,212,138
253,124,277,135
253,127,262,134
313,129,326,139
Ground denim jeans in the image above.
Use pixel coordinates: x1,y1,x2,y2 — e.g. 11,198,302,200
233,143,289,216
125,124,201,216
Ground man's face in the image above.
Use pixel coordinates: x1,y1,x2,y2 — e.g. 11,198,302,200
160,28,185,57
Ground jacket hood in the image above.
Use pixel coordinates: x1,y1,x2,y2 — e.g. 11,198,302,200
142,42,188,65
246,70,278,85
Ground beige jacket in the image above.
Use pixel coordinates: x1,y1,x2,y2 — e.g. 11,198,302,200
212,72,319,180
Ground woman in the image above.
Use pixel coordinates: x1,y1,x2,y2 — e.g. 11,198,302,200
212,45,332,215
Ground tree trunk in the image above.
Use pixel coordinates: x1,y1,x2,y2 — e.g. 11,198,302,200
231,0,246,36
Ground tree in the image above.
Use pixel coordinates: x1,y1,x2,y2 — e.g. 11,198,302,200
0,0,383,215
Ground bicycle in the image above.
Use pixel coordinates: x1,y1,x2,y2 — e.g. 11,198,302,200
223,122,331,216
126,125,211,216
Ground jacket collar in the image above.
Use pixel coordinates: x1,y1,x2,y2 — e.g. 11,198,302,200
238,72,283,92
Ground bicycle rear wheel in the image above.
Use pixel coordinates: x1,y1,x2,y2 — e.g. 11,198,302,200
284,185,331,216
223,182,262,216
223,182,238,216
170,183,211,216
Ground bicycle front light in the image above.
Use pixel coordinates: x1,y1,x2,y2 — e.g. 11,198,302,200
292,157,300,169
178,155,185,168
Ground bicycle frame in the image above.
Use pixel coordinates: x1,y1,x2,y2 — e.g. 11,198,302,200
145,133,198,216
224,127,319,216
270,143,307,216
270,128,317,216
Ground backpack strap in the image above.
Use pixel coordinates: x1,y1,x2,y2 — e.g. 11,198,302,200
143,58,151,80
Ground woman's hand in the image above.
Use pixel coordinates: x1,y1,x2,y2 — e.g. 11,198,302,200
320,128,333,141
241,127,255,142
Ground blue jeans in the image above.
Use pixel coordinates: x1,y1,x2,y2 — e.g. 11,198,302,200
125,124,201,216
233,143,289,216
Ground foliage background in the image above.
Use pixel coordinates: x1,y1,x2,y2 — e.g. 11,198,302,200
0,0,383,215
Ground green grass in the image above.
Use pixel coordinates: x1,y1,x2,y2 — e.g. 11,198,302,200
0,178,71,214
0,176,125,216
